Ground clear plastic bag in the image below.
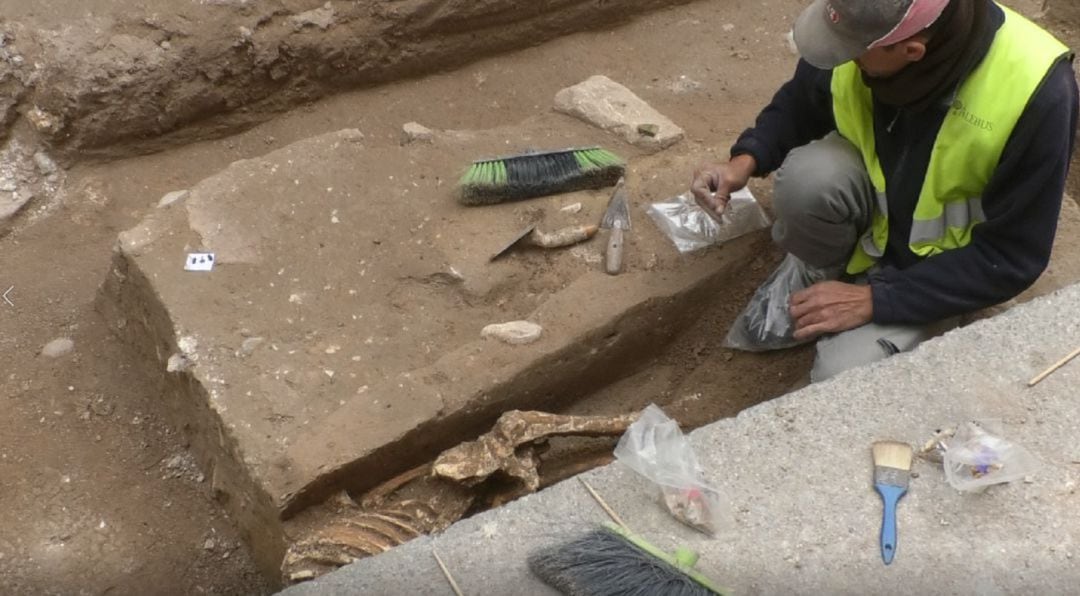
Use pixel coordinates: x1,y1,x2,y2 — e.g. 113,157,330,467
613,404,728,536
646,188,771,254
942,421,1041,493
723,253,836,352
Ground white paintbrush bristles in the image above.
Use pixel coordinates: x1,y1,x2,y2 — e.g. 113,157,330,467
872,441,914,471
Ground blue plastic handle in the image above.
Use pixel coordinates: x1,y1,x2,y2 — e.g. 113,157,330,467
875,483,907,565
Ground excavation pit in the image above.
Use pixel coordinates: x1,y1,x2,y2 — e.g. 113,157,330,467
96,113,816,580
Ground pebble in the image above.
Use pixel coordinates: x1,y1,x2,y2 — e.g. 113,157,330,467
238,337,264,357
560,203,583,214
402,122,435,144
41,337,75,358
33,151,58,176
637,123,660,137
167,353,192,373
178,336,198,355
481,321,543,345
157,190,190,208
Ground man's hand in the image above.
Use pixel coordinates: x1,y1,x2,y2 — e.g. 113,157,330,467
690,154,757,219
790,281,873,341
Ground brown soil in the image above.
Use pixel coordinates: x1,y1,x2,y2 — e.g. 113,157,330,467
1,1,1076,594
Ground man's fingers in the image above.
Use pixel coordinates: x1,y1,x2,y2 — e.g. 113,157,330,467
793,322,828,341
690,174,715,202
789,290,820,319
711,193,730,213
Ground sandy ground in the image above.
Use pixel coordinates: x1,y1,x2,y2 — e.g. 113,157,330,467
0,0,1076,594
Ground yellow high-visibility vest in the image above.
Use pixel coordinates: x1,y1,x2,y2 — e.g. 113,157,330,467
833,4,1071,275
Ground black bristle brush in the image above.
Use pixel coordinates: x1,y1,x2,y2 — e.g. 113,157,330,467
457,147,625,205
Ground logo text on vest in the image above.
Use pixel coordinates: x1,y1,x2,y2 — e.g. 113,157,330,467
950,99,994,132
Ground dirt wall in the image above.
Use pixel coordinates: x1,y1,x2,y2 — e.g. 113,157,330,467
3,0,694,160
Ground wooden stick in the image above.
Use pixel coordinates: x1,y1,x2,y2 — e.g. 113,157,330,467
578,477,629,529
432,547,465,596
1028,346,1080,387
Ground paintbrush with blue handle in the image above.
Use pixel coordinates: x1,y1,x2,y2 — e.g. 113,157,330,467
872,441,913,565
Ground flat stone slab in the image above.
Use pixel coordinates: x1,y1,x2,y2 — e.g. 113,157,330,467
555,75,686,152
97,113,775,574
280,282,1080,595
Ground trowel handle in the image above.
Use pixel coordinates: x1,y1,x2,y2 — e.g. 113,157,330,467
605,227,624,275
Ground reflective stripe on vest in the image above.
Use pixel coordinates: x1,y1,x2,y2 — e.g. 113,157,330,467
832,4,1071,275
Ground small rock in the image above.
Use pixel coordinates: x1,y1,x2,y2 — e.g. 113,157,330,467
167,353,192,373
26,107,63,135
637,123,660,137
481,321,543,345
178,336,198,355
731,50,752,60
722,23,735,32
165,455,186,470
289,3,335,31
157,190,190,208
160,40,171,50
402,122,434,144
0,179,15,192
238,337,264,357
560,202,583,214
204,538,216,551
33,151,58,176
41,338,75,358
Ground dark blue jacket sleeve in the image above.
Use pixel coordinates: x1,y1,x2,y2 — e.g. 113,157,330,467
870,59,1080,325
729,60,836,176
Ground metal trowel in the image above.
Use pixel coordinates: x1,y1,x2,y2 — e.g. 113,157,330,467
600,178,631,275
490,222,539,262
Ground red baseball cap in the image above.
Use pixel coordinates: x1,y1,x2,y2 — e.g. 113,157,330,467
793,0,951,69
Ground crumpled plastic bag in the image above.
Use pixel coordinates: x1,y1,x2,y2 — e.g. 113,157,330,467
646,188,771,254
614,404,729,536
942,421,1041,493
723,253,836,352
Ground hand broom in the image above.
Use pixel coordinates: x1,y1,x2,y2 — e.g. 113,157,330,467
527,478,726,596
457,147,625,206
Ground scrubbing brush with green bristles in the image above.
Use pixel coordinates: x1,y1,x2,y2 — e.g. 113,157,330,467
457,146,625,205
529,522,727,596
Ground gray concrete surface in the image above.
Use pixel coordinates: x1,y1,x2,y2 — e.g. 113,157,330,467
281,282,1080,595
